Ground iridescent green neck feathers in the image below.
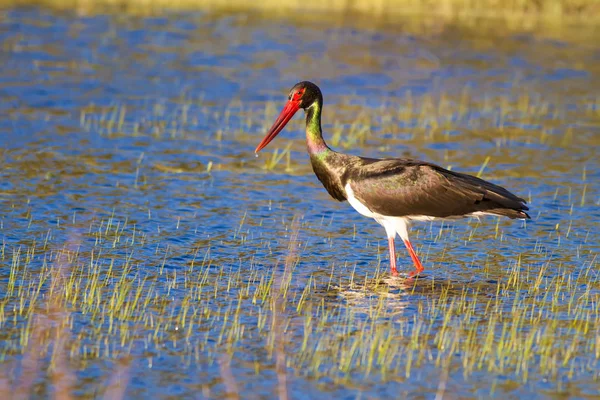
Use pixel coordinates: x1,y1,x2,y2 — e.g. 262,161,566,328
305,101,328,155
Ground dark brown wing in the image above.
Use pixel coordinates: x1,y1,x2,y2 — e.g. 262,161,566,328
342,158,530,219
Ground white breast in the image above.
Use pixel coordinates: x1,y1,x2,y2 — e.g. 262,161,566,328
344,183,411,240
344,183,377,218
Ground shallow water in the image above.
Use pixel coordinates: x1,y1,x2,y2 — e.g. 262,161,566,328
0,7,599,399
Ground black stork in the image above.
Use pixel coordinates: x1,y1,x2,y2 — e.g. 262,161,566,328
255,81,530,276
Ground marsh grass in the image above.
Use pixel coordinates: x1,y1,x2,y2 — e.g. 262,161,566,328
0,204,598,396
0,232,132,399
2,25,599,395
3,0,599,25
78,82,599,180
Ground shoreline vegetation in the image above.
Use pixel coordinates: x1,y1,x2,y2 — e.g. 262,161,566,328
2,0,599,25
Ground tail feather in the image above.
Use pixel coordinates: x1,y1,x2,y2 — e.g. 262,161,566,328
486,208,531,219
443,169,530,219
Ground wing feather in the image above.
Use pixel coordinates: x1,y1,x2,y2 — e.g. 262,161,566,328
344,158,529,219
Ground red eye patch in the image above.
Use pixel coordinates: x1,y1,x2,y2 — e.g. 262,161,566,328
292,88,305,101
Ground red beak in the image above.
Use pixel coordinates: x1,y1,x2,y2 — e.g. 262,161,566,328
255,100,301,153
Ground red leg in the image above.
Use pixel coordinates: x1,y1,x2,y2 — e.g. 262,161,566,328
388,237,398,276
403,239,424,276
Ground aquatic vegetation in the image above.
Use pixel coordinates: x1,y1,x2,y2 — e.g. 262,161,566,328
8,0,599,26
1,6,599,398
0,212,598,397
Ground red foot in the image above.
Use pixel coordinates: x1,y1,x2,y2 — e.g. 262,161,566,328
388,237,425,278
408,269,422,278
